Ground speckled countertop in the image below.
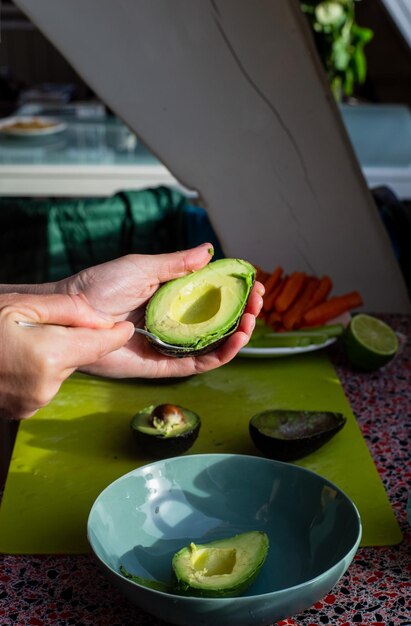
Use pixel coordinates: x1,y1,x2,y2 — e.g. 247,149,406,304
1,314,410,626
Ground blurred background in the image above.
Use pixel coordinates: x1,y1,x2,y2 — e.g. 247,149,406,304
1,0,410,114
0,0,410,294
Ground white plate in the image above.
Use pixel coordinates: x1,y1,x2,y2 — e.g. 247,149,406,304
239,337,337,358
0,116,67,137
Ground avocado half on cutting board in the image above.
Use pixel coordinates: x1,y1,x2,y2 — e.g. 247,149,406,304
249,409,347,461
130,403,201,457
145,258,256,356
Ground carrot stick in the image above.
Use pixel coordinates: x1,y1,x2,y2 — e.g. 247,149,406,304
275,271,306,313
304,275,332,311
263,266,283,293
262,267,283,312
282,277,319,330
263,277,286,313
303,291,363,327
267,310,282,329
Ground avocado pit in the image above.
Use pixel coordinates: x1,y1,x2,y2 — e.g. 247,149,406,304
151,403,185,433
131,403,201,457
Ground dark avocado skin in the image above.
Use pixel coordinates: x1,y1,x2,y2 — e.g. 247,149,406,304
173,568,261,598
145,331,229,358
249,410,346,462
133,421,200,458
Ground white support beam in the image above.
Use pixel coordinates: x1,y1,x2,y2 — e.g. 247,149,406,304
15,0,410,311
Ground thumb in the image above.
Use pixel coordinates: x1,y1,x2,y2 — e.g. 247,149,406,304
147,243,214,284
10,293,115,329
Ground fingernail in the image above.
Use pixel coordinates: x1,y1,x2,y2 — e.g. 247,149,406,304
196,242,213,255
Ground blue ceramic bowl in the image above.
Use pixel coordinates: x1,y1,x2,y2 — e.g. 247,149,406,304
87,454,361,626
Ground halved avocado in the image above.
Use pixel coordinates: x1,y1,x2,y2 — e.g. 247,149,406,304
145,258,256,356
131,404,200,457
249,409,346,461
172,531,269,597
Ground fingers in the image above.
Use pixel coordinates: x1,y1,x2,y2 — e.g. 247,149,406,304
3,319,135,419
5,293,115,329
65,321,135,369
192,312,256,372
18,320,135,373
244,281,264,317
148,308,258,379
142,243,214,285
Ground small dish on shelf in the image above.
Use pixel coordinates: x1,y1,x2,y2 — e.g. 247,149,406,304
0,116,67,137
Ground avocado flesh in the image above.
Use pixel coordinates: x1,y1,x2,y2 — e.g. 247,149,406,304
145,258,255,354
172,531,269,597
249,410,346,461
131,405,201,457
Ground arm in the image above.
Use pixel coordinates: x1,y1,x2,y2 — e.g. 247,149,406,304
0,244,264,380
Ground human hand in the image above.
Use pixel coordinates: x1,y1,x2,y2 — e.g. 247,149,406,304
0,293,134,419
58,243,264,379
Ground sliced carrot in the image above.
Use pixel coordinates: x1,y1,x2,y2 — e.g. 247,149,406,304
275,271,306,313
263,266,282,292
305,275,332,311
263,276,286,313
282,277,319,330
303,291,363,327
267,310,282,329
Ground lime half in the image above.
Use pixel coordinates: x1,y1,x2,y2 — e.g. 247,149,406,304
343,314,399,371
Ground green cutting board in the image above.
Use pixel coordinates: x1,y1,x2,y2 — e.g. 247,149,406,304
0,352,401,553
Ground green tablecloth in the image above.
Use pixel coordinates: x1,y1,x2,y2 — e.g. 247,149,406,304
0,186,223,283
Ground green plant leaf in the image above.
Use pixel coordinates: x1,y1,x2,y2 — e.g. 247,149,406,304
333,38,351,70
353,48,367,83
299,0,373,99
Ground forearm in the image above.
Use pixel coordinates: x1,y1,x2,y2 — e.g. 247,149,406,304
0,282,59,295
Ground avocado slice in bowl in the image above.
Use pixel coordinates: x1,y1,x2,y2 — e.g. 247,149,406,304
145,258,256,356
119,530,269,598
172,531,269,597
131,404,201,457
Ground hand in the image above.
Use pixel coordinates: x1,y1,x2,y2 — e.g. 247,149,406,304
58,243,264,379
0,293,134,419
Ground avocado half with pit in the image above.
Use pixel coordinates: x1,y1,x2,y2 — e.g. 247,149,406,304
249,409,347,462
131,403,201,457
172,531,269,598
145,258,256,356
